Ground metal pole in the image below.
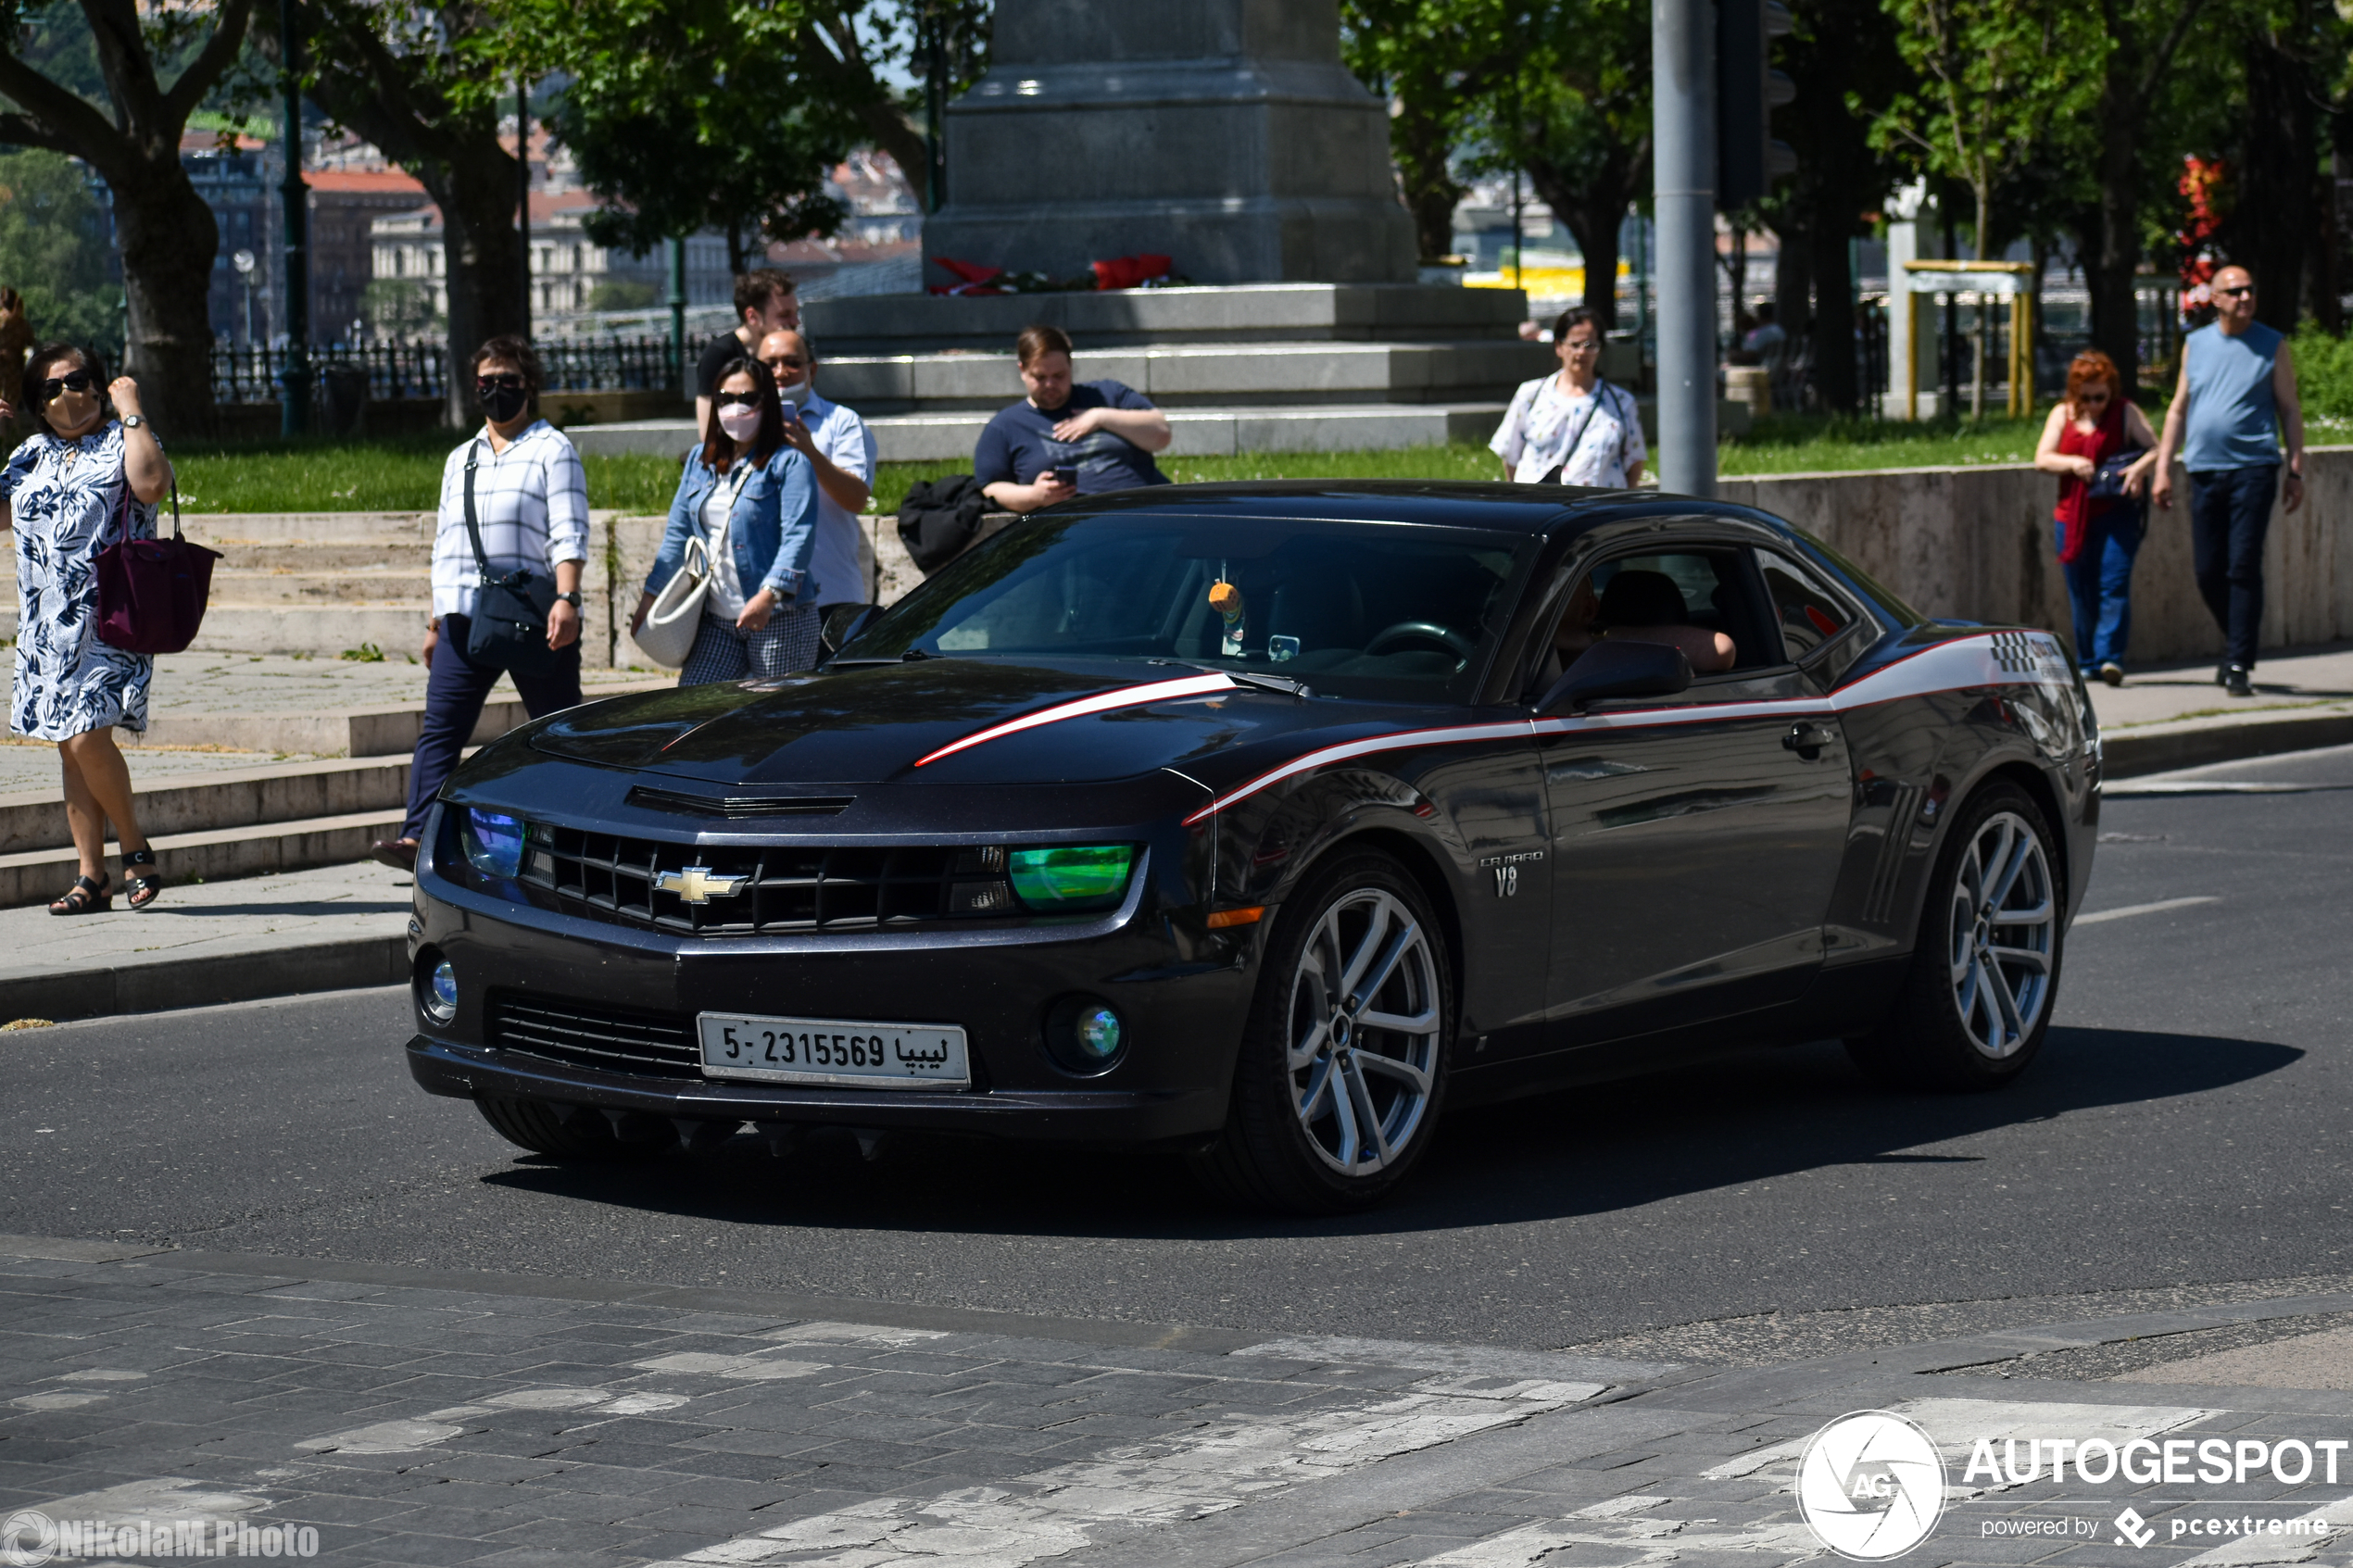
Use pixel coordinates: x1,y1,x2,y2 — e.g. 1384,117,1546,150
668,236,687,395
1652,0,1715,495
924,6,949,213
518,79,532,339
277,0,310,436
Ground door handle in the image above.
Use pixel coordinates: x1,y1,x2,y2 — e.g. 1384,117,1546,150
1782,722,1832,759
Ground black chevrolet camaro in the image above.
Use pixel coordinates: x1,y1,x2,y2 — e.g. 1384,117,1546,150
406,482,2098,1211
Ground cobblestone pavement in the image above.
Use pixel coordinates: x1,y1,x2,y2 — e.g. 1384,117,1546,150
5,1237,2351,1568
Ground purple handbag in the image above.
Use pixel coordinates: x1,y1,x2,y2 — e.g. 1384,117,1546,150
94,476,220,656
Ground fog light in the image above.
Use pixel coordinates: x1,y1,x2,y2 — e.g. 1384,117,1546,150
1075,1005,1121,1060
422,958,458,1024
462,809,526,880
1043,994,1126,1075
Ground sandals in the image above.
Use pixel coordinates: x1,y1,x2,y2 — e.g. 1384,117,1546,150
122,847,164,911
49,872,110,916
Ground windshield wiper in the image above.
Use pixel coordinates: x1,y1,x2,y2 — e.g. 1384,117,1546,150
1146,658,1313,699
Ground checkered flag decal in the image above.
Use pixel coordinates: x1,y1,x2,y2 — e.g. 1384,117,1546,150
1988,632,2040,674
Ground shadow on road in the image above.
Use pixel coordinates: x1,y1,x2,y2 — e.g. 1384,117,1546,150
473,1023,2297,1241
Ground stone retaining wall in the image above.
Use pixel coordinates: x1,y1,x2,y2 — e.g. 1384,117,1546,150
600,448,2351,671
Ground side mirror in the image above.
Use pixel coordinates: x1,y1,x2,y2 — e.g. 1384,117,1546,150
817,602,880,666
1536,639,1692,715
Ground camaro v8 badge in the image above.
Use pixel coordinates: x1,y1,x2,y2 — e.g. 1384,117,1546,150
654,866,749,904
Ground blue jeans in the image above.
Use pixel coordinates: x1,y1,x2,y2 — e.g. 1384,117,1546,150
2060,507,2143,671
399,612,583,840
2189,464,2278,669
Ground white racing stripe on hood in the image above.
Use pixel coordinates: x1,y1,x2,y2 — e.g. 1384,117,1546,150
912,672,1237,769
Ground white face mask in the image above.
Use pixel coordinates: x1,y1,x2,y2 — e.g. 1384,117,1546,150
717,406,762,445
774,377,812,408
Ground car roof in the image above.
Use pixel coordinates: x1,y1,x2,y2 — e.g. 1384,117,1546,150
1055,479,1748,536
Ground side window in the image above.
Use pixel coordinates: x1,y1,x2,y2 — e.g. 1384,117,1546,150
1759,551,1856,660
1530,546,1773,693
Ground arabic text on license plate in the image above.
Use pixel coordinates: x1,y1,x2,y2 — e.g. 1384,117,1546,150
697,1014,970,1088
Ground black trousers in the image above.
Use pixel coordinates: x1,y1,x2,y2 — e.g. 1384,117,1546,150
399,612,583,841
2188,464,2278,671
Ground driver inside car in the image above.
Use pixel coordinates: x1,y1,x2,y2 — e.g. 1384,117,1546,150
1541,568,1738,686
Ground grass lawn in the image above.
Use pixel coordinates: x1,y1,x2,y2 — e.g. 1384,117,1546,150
176,406,2351,516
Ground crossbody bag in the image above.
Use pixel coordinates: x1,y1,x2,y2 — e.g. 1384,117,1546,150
458,441,565,674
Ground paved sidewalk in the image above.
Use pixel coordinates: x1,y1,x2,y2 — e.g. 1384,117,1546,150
0,860,410,1022
2089,643,2353,731
0,1235,2348,1567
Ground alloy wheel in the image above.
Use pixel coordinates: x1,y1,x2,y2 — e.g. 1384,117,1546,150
1944,809,2056,1059
1285,888,1442,1174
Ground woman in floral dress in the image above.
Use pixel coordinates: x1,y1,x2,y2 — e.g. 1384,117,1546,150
0,344,171,913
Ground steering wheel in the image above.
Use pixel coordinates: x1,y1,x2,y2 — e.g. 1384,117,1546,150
1363,621,1476,664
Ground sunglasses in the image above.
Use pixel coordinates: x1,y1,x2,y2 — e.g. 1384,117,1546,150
475,373,526,393
39,370,92,402
715,392,761,409
760,356,808,370
2080,390,2111,403
2216,284,2253,297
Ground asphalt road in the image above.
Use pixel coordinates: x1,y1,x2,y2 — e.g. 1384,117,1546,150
6,743,2350,1361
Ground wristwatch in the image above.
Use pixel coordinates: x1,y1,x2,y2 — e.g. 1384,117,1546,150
120,415,145,429
557,590,583,608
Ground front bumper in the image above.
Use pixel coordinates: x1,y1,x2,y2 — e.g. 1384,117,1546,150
408,828,1257,1148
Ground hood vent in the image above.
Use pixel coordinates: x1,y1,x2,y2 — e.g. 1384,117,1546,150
627,785,855,819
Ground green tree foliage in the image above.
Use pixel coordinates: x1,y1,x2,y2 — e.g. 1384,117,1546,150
0,0,259,431
521,0,868,271
1508,0,1654,323
0,147,119,357
1340,0,1516,261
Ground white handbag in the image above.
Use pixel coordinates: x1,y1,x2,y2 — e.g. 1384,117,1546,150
634,467,744,669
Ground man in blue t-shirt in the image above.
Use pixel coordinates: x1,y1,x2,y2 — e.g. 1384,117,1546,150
2153,264,2306,697
975,324,1172,512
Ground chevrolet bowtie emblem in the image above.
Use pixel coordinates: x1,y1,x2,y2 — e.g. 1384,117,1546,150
655,865,749,904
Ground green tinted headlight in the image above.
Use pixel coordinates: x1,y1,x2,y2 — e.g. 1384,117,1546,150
1009,846,1135,909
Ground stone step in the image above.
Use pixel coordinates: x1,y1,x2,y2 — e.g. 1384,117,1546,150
574,401,1512,463
178,512,437,547
120,679,670,758
206,570,435,606
802,282,1534,355
0,754,413,856
815,341,1558,413
0,808,408,909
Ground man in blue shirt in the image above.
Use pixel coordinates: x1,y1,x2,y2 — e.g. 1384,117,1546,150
2153,265,2306,697
975,324,1172,512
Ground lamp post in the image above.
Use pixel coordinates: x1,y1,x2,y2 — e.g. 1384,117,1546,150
517,78,532,338
276,0,310,436
668,236,686,395
1651,0,1716,495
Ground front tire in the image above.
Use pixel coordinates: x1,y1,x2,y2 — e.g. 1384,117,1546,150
1189,850,1453,1213
1848,782,2064,1090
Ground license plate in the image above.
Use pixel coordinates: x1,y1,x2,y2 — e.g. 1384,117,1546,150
697,1013,971,1088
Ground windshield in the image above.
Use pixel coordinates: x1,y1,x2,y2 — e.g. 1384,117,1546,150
840,513,1536,703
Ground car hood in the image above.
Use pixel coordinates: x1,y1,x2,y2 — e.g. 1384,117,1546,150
528,659,1407,788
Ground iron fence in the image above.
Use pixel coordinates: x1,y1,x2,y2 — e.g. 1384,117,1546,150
211,335,682,406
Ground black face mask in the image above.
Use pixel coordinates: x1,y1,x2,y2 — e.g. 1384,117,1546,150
480,384,529,423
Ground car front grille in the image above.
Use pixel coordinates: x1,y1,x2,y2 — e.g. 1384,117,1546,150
488,993,700,1080
518,826,1019,936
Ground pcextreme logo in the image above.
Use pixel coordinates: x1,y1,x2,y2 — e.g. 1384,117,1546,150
1794,1411,1948,1561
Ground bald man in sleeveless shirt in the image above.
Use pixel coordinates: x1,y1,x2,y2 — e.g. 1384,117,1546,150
2153,265,2305,698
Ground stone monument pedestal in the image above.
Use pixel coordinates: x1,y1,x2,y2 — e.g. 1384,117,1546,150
921,0,1416,285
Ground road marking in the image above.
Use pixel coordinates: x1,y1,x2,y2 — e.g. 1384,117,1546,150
296,1385,696,1453
1705,1398,2213,1489
1229,1331,1659,1385
1409,1499,1822,1566
2103,781,2353,796
645,1381,1589,1567
2074,896,2220,925
631,1351,829,1380
763,1320,950,1348
296,1417,467,1455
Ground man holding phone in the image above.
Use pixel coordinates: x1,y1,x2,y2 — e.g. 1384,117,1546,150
975,324,1171,512
756,327,877,612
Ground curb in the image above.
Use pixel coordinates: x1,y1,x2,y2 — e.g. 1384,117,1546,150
2103,702,2353,778
0,934,407,1024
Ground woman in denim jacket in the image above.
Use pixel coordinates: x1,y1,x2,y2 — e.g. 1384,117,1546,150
632,358,823,684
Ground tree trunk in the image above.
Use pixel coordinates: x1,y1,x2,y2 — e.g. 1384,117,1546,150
1525,147,1646,330
1808,220,1858,412
422,157,528,430
2235,27,2317,334
104,162,221,437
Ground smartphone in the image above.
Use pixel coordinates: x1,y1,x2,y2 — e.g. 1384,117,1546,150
1049,465,1077,486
